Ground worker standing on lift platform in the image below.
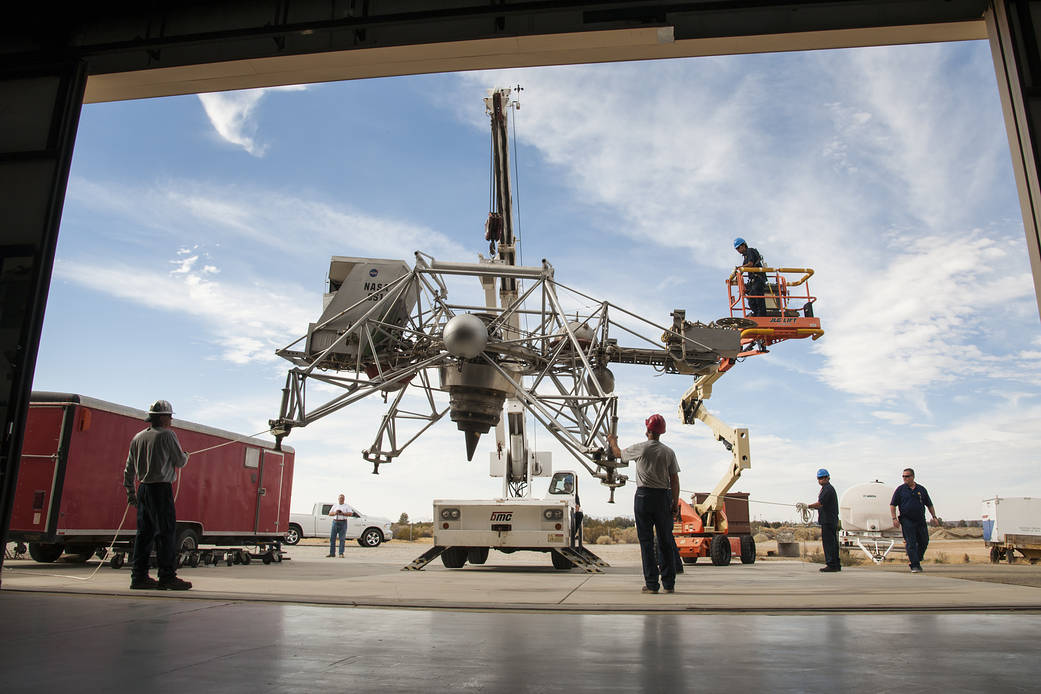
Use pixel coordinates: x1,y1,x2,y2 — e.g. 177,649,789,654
734,237,767,317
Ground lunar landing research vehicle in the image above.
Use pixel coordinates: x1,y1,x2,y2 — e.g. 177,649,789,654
270,88,818,571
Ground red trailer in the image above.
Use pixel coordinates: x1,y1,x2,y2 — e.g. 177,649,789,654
9,392,294,566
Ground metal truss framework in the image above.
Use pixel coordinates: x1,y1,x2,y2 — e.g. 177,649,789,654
270,252,733,490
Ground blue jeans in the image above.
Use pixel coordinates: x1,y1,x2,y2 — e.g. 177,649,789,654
133,482,178,581
635,488,676,590
330,519,347,555
900,517,929,568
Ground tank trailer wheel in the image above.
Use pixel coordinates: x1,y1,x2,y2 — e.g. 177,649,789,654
709,535,732,566
110,553,125,570
240,551,251,565
990,546,1002,564
1007,549,1016,565
262,552,273,564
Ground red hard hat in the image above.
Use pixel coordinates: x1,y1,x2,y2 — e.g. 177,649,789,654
645,414,666,435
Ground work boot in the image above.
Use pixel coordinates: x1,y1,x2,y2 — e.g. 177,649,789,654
819,566,841,572
641,586,659,594
157,576,192,591
663,587,675,594
130,576,159,590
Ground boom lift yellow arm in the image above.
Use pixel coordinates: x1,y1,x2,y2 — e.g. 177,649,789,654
678,369,750,529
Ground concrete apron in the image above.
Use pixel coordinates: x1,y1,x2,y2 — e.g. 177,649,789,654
3,544,1040,613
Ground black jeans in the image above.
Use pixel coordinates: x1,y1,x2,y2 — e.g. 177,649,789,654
635,488,676,590
820,522,840,569
746,280,767,316
900,517,930,568
132,482,178,581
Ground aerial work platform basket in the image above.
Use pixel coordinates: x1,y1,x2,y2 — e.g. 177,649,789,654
726,266,822,355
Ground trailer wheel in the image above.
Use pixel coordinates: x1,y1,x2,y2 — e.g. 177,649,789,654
357,528,384,548
189,552,200,568
740,536,756,564
467,547,490,565
551,551,574,570
240,551,251,565
1007,549,1016,565
990,546,1002,564
709,535,732,566
284,524,302,546
66,545,97,563
28,542,64,563
441,547,467,568
682,557,698,565
110,553,125,569
262,552,272,564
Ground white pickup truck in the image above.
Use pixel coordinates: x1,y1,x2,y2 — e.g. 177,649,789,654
285,503,394,547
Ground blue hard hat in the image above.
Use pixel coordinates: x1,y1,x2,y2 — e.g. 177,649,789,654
733,237,746,248
816,468,830,478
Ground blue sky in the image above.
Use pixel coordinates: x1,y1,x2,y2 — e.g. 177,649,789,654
36,39,1041,523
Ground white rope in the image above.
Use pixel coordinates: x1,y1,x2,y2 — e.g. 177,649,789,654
5,504,130,581
175,427,274,501
794,502,814,524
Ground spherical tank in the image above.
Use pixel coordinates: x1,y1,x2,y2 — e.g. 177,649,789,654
443,313,489,359
839,481,893,532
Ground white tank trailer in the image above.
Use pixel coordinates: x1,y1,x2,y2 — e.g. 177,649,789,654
838,480,903,564
982,497,1041,564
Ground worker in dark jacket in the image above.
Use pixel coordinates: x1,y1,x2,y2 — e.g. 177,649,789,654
890,468,940,573
807,468,840,572
734,237,767,317
123,400,192,591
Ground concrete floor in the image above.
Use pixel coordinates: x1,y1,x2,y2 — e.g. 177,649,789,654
4,543,1041,692
1,591,1039,693
4,543,1041,612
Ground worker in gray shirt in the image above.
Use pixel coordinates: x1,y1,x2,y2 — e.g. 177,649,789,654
123,399,192,591
608,414,681,594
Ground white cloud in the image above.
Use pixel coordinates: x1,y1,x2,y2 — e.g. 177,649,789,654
66,176,469,262
197,85,306,156
52,255,315,365
450,45,1041,407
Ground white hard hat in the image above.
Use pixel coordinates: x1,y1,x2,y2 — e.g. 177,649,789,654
147,400,174,417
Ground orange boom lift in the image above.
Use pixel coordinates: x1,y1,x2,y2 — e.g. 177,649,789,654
672,265,822,565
